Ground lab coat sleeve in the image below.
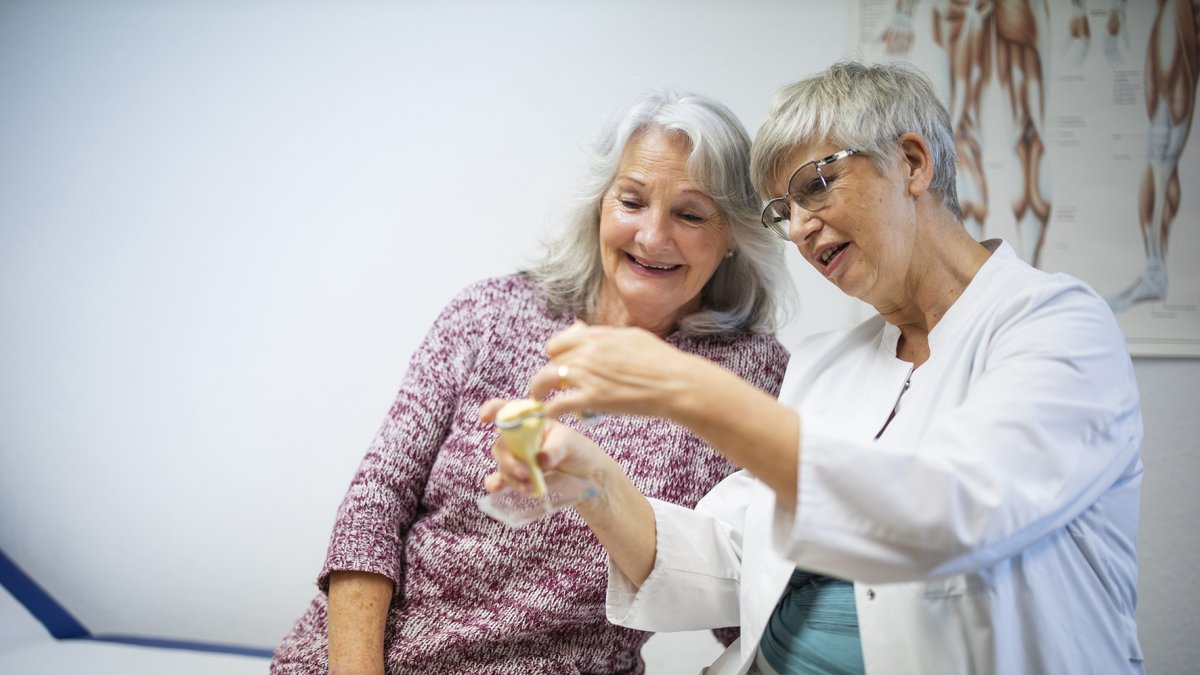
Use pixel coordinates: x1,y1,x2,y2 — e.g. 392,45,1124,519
607,472,756,631
774,281,1143,583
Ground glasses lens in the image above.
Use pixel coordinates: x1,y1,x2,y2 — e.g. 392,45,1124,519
788,162,828,211
762,199,790,238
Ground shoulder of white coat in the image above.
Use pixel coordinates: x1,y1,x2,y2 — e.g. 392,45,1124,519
981,242,1102,308
985,251,1119,336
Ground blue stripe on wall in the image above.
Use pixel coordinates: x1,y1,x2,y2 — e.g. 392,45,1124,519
0,547,90,639
0,547,271,658
85,635,274,658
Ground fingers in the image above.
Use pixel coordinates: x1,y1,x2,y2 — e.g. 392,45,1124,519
490,435,529,479
544,320,590,357
529,360,599,421
533,419,569,469
478,398,506,424
483,471,505,493
483,400,612,499
535,321,620,402
489,436,537,495
539,391,590,421
530,360,580,402
486,417,572,496
533,328,595,401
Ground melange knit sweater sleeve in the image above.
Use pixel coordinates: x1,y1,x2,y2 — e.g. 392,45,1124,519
317,281,491,594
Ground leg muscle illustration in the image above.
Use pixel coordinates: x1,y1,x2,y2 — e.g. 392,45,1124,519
882,0,1054,266
1108,0,1198,310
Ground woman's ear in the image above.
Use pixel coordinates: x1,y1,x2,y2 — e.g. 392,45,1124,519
898,132,934,198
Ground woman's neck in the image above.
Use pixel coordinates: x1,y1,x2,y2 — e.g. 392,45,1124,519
880,224,991,366
588,290,689,338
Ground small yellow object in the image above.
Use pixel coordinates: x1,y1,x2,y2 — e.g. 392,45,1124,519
496,399,548,497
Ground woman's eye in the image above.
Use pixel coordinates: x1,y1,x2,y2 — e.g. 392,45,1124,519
618,199,643,209
678,212,705,224
799,177,826,197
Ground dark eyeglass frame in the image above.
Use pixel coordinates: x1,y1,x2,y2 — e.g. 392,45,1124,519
761,148,860,240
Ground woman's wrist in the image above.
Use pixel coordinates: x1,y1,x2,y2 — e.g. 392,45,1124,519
667,353,740,428
573,453,658,586
572,452,630,518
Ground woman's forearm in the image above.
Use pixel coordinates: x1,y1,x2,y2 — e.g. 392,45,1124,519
672,360,801,511
537,325,800,510
573,453,658,587
327,570,393,675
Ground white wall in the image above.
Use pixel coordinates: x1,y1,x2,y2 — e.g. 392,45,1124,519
0,1,1195,672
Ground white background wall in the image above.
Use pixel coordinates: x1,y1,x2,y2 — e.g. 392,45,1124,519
0,1,1195,673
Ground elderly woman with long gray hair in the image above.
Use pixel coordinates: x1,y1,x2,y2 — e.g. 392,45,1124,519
487,61,1144,674
271,89,791,674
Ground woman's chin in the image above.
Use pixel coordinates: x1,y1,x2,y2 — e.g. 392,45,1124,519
618,299,696,332
828,275,866,302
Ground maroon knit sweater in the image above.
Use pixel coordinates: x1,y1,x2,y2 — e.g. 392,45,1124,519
271,275,788,674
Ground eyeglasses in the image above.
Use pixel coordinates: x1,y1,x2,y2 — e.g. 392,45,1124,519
761,148,860,240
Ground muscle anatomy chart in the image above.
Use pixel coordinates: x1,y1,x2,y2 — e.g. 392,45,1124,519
880,0,1054,266
855,0,1200,356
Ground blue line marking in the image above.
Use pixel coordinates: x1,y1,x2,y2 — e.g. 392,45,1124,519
84,635,273,658
0,547,90,639
1,547,271,658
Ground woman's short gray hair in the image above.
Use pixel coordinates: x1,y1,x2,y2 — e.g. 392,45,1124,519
526,88,791,336
751,60,961,219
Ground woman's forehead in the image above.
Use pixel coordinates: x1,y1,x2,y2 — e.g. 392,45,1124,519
770,140,836,184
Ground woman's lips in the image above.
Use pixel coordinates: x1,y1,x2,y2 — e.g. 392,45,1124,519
816,242,849,276
818,242,849,265
627,252,682,273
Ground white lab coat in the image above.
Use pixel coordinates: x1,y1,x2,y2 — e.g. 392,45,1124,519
607,242,1144,674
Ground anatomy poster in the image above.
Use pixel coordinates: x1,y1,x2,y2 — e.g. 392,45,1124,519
852,0,1199,356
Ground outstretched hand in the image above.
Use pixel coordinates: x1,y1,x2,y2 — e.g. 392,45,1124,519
480,392,661,587
479,398,613,497
529,322,706,422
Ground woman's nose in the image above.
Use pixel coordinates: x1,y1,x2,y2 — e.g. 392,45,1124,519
635,207,672,249
788,205,820,243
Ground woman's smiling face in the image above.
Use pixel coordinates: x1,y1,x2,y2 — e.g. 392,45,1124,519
595,128,731,335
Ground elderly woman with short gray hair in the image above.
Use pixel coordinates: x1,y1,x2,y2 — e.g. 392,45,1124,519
270,88,790,674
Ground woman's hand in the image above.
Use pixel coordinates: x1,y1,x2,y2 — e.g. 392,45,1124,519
529,322,709,422
479,398,612,496
523,322,804,511
479,397,660,586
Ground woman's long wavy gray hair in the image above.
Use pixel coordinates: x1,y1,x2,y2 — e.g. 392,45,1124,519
526,89,791,336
